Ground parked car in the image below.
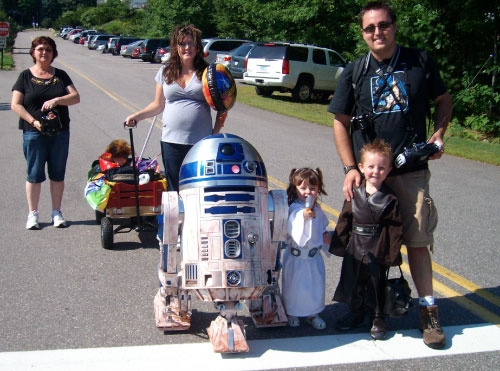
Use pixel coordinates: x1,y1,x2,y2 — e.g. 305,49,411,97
65,29,82,40
160,49,171,64
69,31,82,43
202,38,249,64
121,39,144,57
224,42,257,78
60,28,73,39
104,37,120,53
243,42,346,102
153,46,170,63
77,30,97,45
88,34,112,50
139,38,170,62
131,45,142,59
111,36,141,56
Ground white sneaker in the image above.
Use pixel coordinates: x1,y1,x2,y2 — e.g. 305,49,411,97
51,210,67,228
26,211,40,230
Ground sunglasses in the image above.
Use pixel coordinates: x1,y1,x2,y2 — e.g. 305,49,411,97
362,21,393,34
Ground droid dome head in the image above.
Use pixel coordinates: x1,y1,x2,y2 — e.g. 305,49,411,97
179,134,267,191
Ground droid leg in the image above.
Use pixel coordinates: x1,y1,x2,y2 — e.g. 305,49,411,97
154,270,191,331
207,302,249,353
248,243,288,327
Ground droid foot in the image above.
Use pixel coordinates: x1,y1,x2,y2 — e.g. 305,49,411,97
249,292,288,328
154,291,191,331
208,315,249,353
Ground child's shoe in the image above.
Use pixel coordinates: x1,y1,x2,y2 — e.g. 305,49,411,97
306,315,326,330
287,315,300,327
335,311,365,331
370,316,387,340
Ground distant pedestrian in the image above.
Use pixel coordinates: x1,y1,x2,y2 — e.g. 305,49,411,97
11,36,80,229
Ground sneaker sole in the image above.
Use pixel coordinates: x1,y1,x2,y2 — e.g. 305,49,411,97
26,225,40,230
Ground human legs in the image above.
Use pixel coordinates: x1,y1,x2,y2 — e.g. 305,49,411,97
161,141,192,192
385,169,444,348
47,131,69,227
26,181,42,212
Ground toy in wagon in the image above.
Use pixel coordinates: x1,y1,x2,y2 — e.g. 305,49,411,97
84,118,166,250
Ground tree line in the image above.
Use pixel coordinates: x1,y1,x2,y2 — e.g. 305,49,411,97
1,0,498,137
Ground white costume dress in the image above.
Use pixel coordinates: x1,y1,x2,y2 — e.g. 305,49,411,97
282,200,329,317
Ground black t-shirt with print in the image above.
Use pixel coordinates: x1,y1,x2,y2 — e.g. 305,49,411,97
328,46,447,174
12,68,73,131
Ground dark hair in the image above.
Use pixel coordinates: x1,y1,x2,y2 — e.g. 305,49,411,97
163,25,208,84
358,1,397,28
105,139,131,159
359,138,394,164
286,167,327,205
30,36,58,63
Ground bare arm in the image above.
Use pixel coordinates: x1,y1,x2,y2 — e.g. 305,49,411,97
11,90,42,131
125,82,165,127
41,84,80,111
333,113,361,201
428,91,452,160
212,111,227,134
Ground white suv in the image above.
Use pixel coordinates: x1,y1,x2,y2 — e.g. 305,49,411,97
243,42,346,102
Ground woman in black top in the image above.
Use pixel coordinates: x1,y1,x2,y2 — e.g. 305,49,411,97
11,36,80,230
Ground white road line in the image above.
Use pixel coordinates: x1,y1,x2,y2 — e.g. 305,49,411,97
1,324,500,371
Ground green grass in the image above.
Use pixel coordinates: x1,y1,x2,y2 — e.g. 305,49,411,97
0,51,14,70
236,84,500,166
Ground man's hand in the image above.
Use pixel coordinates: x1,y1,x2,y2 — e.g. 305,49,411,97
427,131,444,160
343,169,361,201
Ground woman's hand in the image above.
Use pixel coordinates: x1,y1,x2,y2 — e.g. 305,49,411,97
41,98,59,112
124,115,138,127
32,120,42,132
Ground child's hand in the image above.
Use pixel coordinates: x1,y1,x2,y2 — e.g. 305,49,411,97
303,208,316,219
323,231,331,245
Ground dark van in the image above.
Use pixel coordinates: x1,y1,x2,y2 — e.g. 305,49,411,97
139,38,170,62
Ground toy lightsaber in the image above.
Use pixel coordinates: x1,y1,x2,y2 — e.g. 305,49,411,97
305,195,313,211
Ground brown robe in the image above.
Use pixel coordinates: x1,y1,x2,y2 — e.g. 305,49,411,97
330,181,403,313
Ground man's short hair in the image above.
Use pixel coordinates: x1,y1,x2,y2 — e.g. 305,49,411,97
358,1,397,27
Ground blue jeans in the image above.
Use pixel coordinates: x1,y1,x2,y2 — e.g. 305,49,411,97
23,130,70,183
160,141,192,192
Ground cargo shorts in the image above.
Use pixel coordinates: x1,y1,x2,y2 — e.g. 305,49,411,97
385,169,438,250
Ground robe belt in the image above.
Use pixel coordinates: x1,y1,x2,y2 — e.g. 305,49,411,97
288,246,320,259
353,223,382,237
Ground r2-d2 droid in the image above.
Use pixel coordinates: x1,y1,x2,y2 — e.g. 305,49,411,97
154,133,288,353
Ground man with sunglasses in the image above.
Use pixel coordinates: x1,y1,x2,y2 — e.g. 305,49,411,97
328,1,452,349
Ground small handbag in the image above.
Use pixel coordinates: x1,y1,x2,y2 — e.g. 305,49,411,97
384,265,413,318
40,108,62,136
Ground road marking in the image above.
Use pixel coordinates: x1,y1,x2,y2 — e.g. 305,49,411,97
0,324,499,371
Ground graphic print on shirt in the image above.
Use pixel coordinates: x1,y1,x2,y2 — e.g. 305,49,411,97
370,71,408,115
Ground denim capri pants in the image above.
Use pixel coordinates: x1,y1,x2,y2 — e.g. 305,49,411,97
23,130,70,183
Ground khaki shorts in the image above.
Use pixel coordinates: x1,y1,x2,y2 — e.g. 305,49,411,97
385,169,438,249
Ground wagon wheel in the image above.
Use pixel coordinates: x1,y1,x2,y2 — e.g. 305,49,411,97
101,217,114,250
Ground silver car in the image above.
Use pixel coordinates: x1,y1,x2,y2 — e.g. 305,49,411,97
202,38,249,64
227,42,257,79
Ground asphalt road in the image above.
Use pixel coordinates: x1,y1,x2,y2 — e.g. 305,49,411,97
0,30,499,370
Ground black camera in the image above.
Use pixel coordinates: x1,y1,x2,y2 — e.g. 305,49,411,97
395,142,443,168
350,114,374,131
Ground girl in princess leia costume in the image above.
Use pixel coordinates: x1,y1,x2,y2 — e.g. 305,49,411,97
282,168,331,329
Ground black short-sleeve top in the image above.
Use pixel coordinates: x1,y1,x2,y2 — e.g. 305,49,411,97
12,68,74,131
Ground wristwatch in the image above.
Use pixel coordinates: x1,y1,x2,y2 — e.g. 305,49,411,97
343,165,357,175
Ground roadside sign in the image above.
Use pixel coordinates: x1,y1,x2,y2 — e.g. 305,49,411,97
0,21,9,37
0,37,6,48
